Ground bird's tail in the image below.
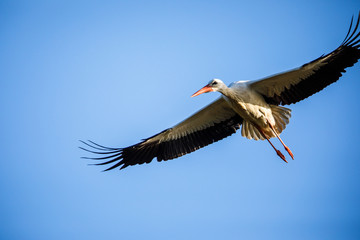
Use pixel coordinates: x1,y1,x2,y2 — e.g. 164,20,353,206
270,105,292,135
241,105,291,140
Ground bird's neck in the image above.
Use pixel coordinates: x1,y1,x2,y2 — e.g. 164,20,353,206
218,86,235,99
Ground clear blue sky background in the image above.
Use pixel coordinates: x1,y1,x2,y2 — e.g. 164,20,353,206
1,0,360,239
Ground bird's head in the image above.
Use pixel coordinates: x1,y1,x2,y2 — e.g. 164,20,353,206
191,79,226,97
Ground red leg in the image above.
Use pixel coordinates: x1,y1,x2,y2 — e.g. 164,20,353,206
256,126,288,163
267,122,294,160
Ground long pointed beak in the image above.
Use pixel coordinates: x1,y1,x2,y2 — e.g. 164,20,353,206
191,85,213,97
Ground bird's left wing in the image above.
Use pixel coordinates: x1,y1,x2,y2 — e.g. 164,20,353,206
81,97,242,171
250,13,360,105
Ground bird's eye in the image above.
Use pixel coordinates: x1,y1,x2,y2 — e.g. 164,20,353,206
212,81,218,85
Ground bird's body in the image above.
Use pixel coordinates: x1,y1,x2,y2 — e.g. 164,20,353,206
82,13,360,171
221,81,287,137
199,80,291,142
191,79,293,161
223,81,271,128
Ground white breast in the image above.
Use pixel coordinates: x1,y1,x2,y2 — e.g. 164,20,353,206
226,81,275,128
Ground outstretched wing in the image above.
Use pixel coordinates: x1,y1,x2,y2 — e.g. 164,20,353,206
250,13,360,105
81,97,243,171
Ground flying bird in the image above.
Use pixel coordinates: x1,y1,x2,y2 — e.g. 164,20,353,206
81,13,360,171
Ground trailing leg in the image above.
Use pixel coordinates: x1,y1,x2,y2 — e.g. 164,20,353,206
267,121,294,160
255,125,288,163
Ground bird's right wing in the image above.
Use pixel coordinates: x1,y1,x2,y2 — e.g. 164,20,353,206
250,13,360,105
81,97,243,170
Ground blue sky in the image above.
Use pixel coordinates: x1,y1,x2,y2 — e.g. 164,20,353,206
1,0,360,239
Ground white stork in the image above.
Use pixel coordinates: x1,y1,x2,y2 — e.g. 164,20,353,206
81,13,360,171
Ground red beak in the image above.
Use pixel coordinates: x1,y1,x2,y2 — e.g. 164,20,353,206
191,85,213,97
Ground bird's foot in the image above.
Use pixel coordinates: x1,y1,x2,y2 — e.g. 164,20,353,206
285,146,294,160
276,150,288,163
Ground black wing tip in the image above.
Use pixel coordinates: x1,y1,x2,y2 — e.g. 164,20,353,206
80,139,158,171
341,11,360,47
80,140,127,171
